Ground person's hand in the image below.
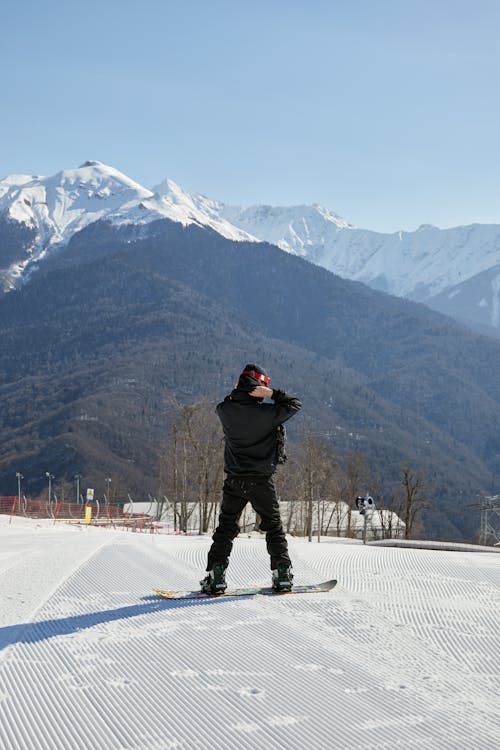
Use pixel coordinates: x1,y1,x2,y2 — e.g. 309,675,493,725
249,386,273,398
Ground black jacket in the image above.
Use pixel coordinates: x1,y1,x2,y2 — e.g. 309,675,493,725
216,389,302,476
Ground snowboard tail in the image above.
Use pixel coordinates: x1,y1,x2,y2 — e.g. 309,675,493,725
154,579,337,600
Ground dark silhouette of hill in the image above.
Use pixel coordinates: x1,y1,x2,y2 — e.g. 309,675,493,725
1,218,499,539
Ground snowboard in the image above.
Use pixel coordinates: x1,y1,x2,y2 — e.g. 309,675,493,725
154,579,337,600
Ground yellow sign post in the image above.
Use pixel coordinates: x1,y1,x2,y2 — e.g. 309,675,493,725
85,489,94,525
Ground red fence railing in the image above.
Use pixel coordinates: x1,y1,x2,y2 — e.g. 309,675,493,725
0,496,159,532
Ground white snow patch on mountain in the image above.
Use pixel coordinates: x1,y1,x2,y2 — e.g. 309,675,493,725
491,273,500,327
151,177,256,242
0,173,37,195
219,203,354,261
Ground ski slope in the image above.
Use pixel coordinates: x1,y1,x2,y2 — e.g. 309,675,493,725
0,518,498,749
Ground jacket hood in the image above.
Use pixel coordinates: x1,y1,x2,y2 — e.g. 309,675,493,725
230,389,263,404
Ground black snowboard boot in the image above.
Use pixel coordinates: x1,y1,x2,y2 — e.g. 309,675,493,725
272,566,293,592
200,562,227,595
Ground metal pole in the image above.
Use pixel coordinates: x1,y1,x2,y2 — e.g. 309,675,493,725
16,472,23,503
75,474,81,503
480,508,487,546
308,467,313,543
46,472,53,503
363,509,368,545
467,497,500,545
16,472,23,512
317,492,321,543
106,477,112,505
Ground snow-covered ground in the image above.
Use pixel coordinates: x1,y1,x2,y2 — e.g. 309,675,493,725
0,517,498,749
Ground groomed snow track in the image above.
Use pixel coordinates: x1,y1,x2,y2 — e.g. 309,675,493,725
0,525,498,749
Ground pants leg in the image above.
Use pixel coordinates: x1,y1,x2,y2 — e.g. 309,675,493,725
248,476,291,570
207,475,291,571
206,477,247,570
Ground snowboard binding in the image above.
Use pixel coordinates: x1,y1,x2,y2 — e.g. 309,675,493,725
272,566,294,592
200,563,227,595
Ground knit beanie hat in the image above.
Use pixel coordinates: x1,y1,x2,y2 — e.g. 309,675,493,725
236,363,271,391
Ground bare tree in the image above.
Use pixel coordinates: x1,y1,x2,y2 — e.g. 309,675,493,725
373,490,405,540
160,398,224,533
274,458,301,534
277,434,339,539
395,466,431,539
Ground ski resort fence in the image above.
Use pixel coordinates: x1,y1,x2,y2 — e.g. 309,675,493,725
0,496,163,533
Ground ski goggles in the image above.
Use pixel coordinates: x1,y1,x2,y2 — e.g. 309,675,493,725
241,370,271,387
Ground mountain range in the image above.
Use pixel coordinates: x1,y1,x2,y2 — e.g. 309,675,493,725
155,180,500,336
1,161,500,541
2,161,500,336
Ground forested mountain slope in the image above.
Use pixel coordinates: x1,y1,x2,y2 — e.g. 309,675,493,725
1,218,499,539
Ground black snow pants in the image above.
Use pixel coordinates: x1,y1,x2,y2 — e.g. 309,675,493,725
206,475,291,571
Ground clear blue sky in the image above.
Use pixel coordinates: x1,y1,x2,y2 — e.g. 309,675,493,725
2,0,499,232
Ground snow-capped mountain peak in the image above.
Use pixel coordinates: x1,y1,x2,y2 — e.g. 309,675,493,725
2,161,152,246
0,160,258,252
218,202,355,260
153,177,189,202
151,177,254,241
0,162,258,291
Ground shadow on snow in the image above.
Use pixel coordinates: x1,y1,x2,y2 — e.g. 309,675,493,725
0,595,245,651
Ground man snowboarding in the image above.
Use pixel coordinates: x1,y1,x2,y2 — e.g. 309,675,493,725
201,364,301,595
